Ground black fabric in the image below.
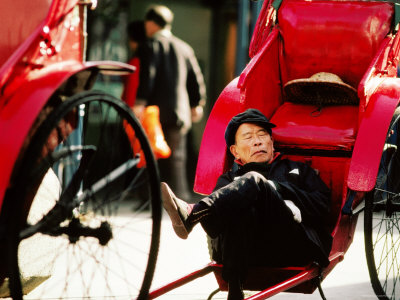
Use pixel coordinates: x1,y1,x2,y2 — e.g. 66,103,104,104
228,277,244,300
127,21,146,43
197,155,332,282
157,125,190,199
136,32,206,131
224,108,276,147
137,31,205,199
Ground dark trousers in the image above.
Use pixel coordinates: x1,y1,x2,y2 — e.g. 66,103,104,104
158,126,190,199
200,171,318,281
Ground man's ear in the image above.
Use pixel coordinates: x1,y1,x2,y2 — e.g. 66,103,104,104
230,145,238,159
271,136,275,152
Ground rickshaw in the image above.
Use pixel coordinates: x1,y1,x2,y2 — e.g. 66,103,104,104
0,0,162,299
148,0,400,299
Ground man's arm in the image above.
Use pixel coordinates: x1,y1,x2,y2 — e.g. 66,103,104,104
274,162,331,227
135,40,157,115
212,172,234,192
186,48,206,123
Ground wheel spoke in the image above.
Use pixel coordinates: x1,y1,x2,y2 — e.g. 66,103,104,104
365,108,400,300
4,91,160,299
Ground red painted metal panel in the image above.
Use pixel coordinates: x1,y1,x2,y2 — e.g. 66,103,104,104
329,214,358,260
238,28,279,89
278,0,393,88
0,61,134,212
249,0,275,58
0,62,83,208
0,0,81,97
0,0,82,209
0,0,50,67
194,78,243,195
357,37,392,113
348,78,400,192
238,28,282,118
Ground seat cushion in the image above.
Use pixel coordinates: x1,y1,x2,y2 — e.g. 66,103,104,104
270,102,358,151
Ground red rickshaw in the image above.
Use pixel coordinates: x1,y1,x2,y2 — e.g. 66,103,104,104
0,0,162,299
149,0,400,299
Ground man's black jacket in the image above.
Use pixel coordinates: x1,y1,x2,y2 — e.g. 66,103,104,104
136,30,206,131
213,155,333,267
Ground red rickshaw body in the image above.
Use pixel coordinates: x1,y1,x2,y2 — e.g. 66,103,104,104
150,0,400,299
195,0,397,195
0,0,134,211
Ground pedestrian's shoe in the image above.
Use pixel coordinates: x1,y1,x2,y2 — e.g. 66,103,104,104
161,182,193,239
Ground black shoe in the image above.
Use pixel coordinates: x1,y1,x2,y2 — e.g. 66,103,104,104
161,182,193,239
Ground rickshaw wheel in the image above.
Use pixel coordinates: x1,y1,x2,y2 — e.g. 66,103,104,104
364,107,400,300
2,91,161,299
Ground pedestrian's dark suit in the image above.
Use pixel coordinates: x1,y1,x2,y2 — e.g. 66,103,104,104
198,155,332,282
137,29,206,199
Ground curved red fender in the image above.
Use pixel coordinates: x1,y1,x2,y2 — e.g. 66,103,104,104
348,78,400,192
0,60,135,211
194,78,244,195
0,61,84,210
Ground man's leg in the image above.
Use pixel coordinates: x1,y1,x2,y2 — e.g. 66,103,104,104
198,171,292,235
162,171,308,300
203,172,295,269
159,126,191,200
162,171,293,239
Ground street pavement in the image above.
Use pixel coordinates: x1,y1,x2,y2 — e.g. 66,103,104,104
151,212,378,300
4,195,378,300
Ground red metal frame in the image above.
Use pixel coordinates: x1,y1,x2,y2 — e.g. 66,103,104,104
149,253,345,299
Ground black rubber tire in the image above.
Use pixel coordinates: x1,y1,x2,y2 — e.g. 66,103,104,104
364,107,400,300
2,90,161,299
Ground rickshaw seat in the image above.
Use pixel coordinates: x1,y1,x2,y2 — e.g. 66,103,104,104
271,103,358,152
270,0,393,152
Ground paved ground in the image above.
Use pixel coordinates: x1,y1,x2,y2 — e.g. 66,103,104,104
2,194,379,300
151,212,378,300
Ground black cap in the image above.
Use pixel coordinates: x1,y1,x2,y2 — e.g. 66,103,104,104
145,5,174,28
224,108,276,147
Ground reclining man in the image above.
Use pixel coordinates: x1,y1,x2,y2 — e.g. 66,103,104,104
162,108,332,300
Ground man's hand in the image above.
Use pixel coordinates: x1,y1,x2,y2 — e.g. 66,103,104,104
132,104,146,121
191,105,203,123
284,200,302,223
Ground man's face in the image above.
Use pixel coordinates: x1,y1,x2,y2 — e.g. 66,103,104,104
144,20,160,38
229,123,274,164
129,40,139,52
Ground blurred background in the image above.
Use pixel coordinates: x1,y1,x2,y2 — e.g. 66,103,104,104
86,0,264,189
